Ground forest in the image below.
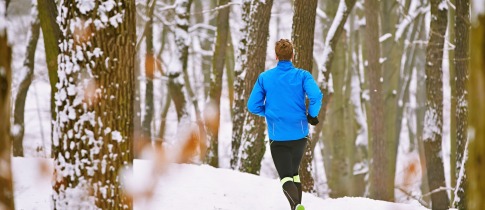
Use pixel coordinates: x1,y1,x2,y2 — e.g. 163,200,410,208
0,0,485,210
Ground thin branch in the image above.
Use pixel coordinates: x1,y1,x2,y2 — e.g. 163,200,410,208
188,23,217,33
395,187,430,208
451,137,470,207
190,2,240,15
422,186,455,198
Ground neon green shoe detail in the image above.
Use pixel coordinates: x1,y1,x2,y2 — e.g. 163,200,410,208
295,204,305,210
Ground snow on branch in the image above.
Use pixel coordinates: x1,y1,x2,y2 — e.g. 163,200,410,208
191,2,240,15
451,137,470,207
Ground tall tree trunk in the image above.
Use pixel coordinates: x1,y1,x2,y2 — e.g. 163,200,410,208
423,0,450,209
226,31,235,118
38,0,60,157
206,0,231,168
365,0,393,202
291,0,318,192
142,0,156,142
467,12,485,210
452,0,469,208
52,0,136,209
380,1,399,199
0,3,15,208
448,0,457,198
317,0,357,196
13,12,41,157
230,0,273,174
168,0,193,123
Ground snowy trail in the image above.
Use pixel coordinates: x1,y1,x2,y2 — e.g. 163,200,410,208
13,158,428,210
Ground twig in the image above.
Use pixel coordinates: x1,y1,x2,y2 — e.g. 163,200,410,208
422,186,455,198
396,187,430,208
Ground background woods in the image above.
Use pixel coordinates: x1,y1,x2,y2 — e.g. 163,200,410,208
1,0,485,210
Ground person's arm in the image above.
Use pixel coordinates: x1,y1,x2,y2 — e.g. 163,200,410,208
303,71,323,118
247,75,266,117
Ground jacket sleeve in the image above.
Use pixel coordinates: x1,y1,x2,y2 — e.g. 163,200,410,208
303,71,323,117
247,75,266,117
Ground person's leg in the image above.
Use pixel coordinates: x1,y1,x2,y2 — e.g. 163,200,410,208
270,140,299,209
290,137,308,204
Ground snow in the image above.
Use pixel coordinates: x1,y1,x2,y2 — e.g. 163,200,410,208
111,130,123,142
423,108,440,141
438,0,448,11
379,33,392,42
13,157,429,210
472,0,485,22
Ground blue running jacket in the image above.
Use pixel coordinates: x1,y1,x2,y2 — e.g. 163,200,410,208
247,60,323,141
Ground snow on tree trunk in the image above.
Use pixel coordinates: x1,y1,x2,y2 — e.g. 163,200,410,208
422,0,450,209
467,9,485,210
52,0,136,209
291,0,318,193
314,0,357,196
230,0,273,174
0,2,15,208
168,0,193,123
452,0,470,208
13,9,40,157
206,0,231,168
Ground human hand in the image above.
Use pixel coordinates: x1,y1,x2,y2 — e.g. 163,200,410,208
307,114,319,125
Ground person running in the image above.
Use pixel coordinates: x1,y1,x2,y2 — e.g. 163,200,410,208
247,39,323,210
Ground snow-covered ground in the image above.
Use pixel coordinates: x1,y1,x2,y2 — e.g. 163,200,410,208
13,157,428,210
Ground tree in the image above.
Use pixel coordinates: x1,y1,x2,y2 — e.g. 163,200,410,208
0,1,15,208
423,0,450,209
315,0,358,195
206,0,231,167
467,10,485,210
230,0,273,174
365,0,393,201
52,0,136,208
142,0,157,142
168,0,194,122
12,8,41,156
291,0,318,192
452,0,470,208
38,0,61,157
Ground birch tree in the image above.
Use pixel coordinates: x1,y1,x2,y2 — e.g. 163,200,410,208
0,1,15,208
467,8,485,210
206,0,231,167
423,0,450,208
53,0,136,208
231,0,273,174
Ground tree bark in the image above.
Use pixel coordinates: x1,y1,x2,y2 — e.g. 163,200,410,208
230,0,273,174
453,0,469,208
291,0,318,192
316,0,357,195
142,0,156,142
365,0,394,202
52,0,136,209
13,14,41,157
38,0,60,157
467,13,485,210
0,4,15,208
423,0,450,209
206,0,231,168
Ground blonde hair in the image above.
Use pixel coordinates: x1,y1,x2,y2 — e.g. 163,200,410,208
275,39,293,60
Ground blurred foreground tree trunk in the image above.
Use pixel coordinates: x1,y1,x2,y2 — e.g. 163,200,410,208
52,0,136,209
13,9,41,157
230,0,273,174
0,2,15,208
206,0,231,167
423,0,450,209
291,0,318,192
467,11,485,210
